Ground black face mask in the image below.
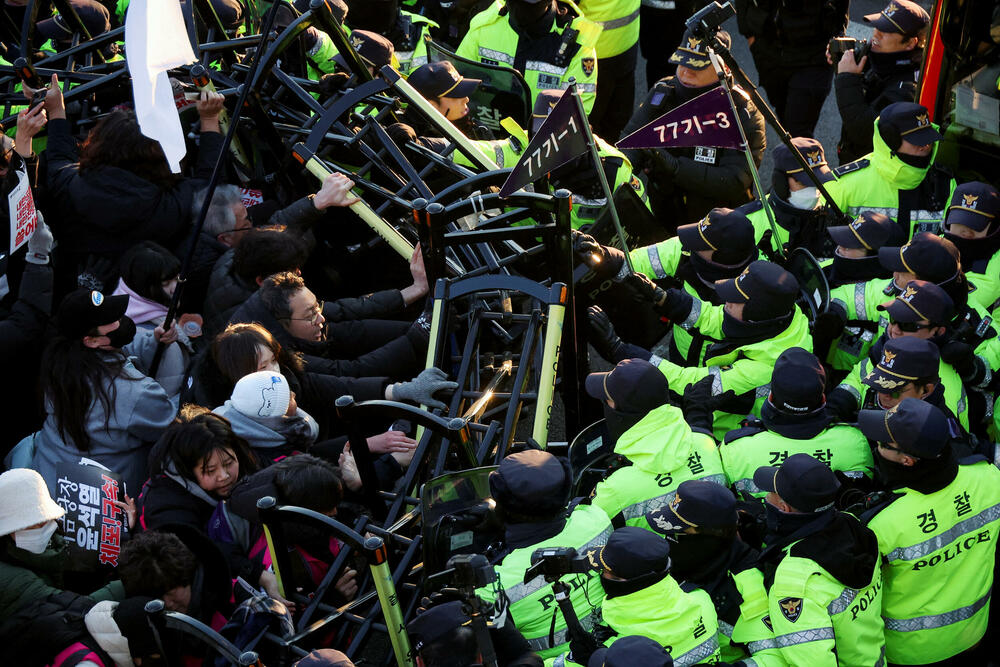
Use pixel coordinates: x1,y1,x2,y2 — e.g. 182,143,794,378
674,80,717,103
668,533,732,582
104,316,137,349
507,0,553,34
763,502,822,545
874,448,958,494
689,250,754,287
944,230,1000,267
600,569,669,599
721,310,791,342
602,404,644,445
895,151,932,169
831,253,884,283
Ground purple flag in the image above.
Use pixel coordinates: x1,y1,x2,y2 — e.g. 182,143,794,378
499,88,590,198
616,87,743,151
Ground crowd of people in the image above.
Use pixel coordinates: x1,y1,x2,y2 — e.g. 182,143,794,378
0,0,999,665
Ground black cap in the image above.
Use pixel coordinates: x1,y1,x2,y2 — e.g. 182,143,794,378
334,30,394,69
56,289,129,339
668,29,731,71
677,208,755,263
407,602,470,654
769,347,826,414
857,398,950,459
773,137,835,186
946,182,1000,233
645,479,737,536
37,2,110,43
828,211,906,252
715,260,799,321
863,0,930,36
489,450,570,516
876,279,955,324
294,649,355,667
878,102,942,147
589,526,671,579
753,453,841,512
585,358,669,414
878,233,960,284
588,636,673,667
862,336,940,393
531,89,562,133
407,61,480,100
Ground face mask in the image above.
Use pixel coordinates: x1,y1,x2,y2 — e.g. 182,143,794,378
895,151,932,169
831,253,883,282
104,316,137,349
668,534,731,580
787,186,820,210
763,501,818,544
602,404,643,446
600,569,668,599
690,251,752,286
14,520,58,554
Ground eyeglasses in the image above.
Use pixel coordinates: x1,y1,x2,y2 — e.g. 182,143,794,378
282,300,324,325
877,384,912,399
890,319,933,333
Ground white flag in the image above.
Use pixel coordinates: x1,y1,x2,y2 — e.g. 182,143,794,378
125,0,196,173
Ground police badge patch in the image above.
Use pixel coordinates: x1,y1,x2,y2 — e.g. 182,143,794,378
779,597,803,623
581,57,595,77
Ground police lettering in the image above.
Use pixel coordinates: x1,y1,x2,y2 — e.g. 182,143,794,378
911,529,991,571
538,572,594,610
850,579,883,620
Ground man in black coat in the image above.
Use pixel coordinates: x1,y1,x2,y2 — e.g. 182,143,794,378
620,28,766,231
833,0,929,164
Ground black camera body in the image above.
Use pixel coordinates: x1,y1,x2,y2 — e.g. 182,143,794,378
685,1,737,36
829,37,871,63
523,547,595,583
444,553,498,590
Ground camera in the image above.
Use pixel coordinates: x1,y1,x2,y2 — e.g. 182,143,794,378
436,553,497,590
685,2,737,36
523,547,595,583
828,37,871,63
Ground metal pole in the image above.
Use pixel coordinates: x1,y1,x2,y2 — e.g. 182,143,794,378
567,79,634,272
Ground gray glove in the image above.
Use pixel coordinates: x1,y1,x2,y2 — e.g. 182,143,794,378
24,213,53,265
391,367,458,411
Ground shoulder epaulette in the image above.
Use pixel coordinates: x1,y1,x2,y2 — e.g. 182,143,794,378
738,199,765,215
832,158,870,176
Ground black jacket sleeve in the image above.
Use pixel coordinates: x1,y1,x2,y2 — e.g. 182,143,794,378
44,117,80,201
0,262,52,359
835,73,879,154
322,288,406,322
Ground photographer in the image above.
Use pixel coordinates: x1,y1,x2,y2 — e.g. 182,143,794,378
408,600,542,667
833,0,930,164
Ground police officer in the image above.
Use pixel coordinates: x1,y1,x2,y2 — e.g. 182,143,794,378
585,359,725,528
824,101,957,240
344,0,438,74
942,181,1000,309
645,481,777,665
628,260,811,438
478,450,612,659
744,137,837,259
551,526,721,666
580,207,758,367
753,454,886,666
734,0,848,138
824,211,906,288
824,232,966,373
834,0,930,164
331,30,397,78
586,635,673,667
829,283,969,428
858,399,1000,665
720,347,874,500
407,600,543,667
620,28,766,228
575,0,640,140
456,0,601,114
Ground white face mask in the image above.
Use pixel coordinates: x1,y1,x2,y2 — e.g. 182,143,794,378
788,186,821,210
14,520,58,554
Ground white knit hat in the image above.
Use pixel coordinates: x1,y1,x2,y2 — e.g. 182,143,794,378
0,468,65,536
231,371,291,419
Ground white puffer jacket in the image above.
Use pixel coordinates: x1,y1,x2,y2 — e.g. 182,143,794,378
84,600,134,667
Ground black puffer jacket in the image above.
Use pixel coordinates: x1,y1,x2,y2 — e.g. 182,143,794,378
203,249,254,338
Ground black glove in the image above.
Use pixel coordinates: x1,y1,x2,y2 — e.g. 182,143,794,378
572,229,626,279
387,122,418,146
417,588,467,615
588,306,625,361
826,387,860,423
682,376,716,435
317,71,351,97
623,273,693,323
568,631,601,666
941,340,985,384
813,305,848,341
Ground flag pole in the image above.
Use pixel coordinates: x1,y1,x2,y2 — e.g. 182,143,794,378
148,0,283,376
567,78,634,273
706,50,786,262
